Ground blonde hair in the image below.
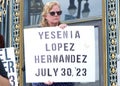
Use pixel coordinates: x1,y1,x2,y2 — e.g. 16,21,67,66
40,1,61,27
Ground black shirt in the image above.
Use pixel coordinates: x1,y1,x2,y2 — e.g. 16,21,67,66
0,59,8,79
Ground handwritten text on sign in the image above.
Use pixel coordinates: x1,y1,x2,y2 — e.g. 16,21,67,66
24,26,96,82
0,47,18,86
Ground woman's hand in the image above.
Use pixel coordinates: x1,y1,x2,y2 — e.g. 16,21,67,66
58,23,67,29
44,81,53,85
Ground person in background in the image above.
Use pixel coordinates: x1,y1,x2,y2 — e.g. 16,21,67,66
0,34,10,86
0,59,10,86
32,1,74,86
0,34,4,48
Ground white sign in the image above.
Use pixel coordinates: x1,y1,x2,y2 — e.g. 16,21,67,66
0,47,18,86
24,26,96,83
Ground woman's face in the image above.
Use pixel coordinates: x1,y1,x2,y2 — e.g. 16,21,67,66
45,5,61,26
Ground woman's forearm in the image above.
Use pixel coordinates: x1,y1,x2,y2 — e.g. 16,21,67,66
0,75,10,86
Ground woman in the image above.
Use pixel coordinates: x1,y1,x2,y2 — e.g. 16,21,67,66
32,1,74,86
0,34,10,86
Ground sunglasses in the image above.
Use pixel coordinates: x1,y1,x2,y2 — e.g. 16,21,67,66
49,11,62,16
